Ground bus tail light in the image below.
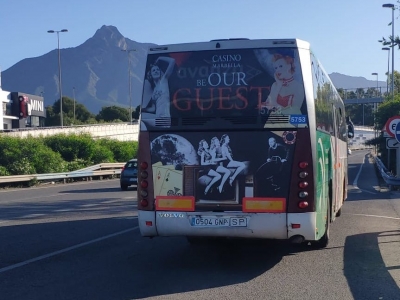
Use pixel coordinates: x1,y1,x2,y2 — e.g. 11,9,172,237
299,161,308,169
140,162,148,170
298,181,308,188
145,221,152,226
141,180,148,189
291,223,301,229
299,171,308,178
298,191,308,198
141,199,149,207
298,201,309,209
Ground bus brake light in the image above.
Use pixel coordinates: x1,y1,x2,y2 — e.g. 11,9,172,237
298,201,309,209
298,181,308,188
141,180,149,189
140,162,148,170
299,162,308,169
141,199,149,207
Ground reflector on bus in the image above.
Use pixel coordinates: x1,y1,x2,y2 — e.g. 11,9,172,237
242,197,286,213
156,196,195,211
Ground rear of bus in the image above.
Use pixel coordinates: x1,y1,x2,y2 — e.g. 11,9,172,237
137,39,322,243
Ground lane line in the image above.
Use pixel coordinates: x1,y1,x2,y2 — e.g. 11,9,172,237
0,226,139,274
352,159,364,187
344,213,400,220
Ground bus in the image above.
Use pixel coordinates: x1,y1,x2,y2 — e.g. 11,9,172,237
136,38,354,248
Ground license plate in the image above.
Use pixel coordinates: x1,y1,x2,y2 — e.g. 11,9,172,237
129,178,137,182
190,217,247,227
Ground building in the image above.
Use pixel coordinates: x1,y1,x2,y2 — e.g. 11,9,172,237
0,84,46,130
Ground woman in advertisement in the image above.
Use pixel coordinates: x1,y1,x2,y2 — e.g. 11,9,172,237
219,134,246,186
142,56,176,118
265,53,304,115
197,139,230,194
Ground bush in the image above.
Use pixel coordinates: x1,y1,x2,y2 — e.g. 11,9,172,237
0,133,138,175
43,133,96,162
98,139,137,162
0,166,10,176
91,144,115,164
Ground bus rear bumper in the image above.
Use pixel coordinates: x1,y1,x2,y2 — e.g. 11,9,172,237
138,211,317,241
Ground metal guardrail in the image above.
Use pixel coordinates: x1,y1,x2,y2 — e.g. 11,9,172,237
0,163,124,184
375,156,400,186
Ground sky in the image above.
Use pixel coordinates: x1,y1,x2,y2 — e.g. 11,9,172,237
0,0,399,84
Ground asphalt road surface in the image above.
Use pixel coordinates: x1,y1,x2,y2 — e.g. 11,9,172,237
0,149,399,300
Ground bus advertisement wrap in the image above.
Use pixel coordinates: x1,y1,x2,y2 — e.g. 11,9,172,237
140,47,307,129
149,130,296,205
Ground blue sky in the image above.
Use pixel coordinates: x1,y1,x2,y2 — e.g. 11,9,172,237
0,0,398,83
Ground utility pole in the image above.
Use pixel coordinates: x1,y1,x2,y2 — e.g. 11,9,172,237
121,48,136,124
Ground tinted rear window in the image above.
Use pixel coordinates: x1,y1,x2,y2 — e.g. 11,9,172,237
125,161,138,169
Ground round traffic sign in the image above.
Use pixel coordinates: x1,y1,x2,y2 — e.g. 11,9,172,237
395,122,400,143
385,116,400,137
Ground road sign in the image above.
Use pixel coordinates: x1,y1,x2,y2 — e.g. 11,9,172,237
395,122,400,143
384,116,400,137
386,138,399,149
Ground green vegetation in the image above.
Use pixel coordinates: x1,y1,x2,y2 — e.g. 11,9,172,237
0,133,137,176
45,96,141,126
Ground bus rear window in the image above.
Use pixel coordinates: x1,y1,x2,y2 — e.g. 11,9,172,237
141,48,307,130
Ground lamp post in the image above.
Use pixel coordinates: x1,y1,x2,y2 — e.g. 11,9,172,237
73,87,76,121
383,3,395,100
47,29,68,127
382,47,390,95
121,48,136,124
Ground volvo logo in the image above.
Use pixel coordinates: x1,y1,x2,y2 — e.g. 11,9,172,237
158,212,185,218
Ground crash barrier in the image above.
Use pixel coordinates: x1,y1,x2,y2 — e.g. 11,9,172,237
0,163,124,184
375,156,400,187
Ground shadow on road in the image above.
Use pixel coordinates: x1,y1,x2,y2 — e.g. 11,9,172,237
59,187,137,194
344,230,400,300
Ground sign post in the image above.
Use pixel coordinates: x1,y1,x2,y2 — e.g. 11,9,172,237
384,116,400,174
395,122,400,177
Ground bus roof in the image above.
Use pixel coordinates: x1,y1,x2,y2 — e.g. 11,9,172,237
147,39,311,54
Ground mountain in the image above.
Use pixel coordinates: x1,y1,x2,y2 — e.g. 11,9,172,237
329,72,387,91
2,25,156,113
0,27,388,113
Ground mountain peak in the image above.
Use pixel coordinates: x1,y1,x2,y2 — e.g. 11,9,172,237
91,25,126,48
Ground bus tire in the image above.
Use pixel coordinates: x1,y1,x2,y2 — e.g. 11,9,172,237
313,205,330,249
336,207,342,217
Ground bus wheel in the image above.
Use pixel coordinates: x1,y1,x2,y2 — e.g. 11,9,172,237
336,207,342,217
313,206,330,249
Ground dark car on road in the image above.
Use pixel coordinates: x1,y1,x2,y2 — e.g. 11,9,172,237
120,159,138,190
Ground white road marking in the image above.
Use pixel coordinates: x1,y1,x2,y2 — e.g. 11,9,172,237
344,213,400,220
352,159,364,187
0,226,139,274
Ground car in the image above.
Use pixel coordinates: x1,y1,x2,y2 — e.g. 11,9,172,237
120,159,138,190
347,148,352,155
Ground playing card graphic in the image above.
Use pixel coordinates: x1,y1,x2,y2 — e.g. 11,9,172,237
153,163,168,195
160,169,183,196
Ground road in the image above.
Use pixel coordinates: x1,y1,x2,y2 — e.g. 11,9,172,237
0,150,399,300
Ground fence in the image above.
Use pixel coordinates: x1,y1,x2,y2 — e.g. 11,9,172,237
0,163,124,185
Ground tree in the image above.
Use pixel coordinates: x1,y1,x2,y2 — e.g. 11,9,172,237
45,97,95,126
96,106,130,122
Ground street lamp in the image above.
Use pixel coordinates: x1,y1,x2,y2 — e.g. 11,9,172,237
382,47,390,95
48,29,68,127
121,48,136,124
73,87,76,121
383,3,395,100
